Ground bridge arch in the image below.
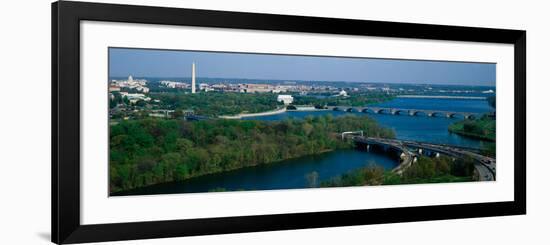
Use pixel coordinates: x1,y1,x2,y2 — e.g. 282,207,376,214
361,108,375,114
447,113,466,119
377,108,392,114
430,112,447,118
411,111,428,117
393,109,409,115
346,107,359,112
329,106,477,120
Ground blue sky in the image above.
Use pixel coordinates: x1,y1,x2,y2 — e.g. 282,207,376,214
109,48,496,86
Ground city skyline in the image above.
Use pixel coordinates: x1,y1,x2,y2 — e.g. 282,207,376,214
109,48,496,86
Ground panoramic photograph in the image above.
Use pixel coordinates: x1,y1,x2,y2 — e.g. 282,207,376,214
108,47,496,196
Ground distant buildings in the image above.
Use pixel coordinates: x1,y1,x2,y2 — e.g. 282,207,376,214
160,80,188,89
199,83,207,89
338,90,348,97
120,92,151,104
136,86,149,93
238,84,296,93
211,83,228,90
109,75,152,105
110,75,149,93
242,83,273,93
199,83,213,92
274,85,292,93
277,94,294,105
148,109,175,118
109,85,121,92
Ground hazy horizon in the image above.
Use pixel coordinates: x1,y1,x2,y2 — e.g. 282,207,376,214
109,75,496,87
109,47,496,86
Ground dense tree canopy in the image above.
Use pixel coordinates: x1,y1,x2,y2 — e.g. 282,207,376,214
148,91,394,117
321,155,475,187
151,92,280,117
109,115,395,193
448,115,496,142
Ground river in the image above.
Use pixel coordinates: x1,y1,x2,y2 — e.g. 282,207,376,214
113,149,397,195
247,98,493,149
113,97,495,196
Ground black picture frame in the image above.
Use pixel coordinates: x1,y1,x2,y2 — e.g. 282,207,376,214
52,1,526,244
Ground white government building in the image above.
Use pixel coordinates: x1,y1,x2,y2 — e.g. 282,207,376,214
277,94,294,105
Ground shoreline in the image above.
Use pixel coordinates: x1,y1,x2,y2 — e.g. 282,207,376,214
218,107,287,119
447,119,496,142
292,106,330,112
218,106,332,119
397,95,488,100
110,147,350,195
448,129,495,142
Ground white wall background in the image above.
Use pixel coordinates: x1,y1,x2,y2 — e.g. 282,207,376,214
0,0,547,244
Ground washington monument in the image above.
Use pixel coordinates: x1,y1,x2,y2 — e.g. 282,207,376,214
191,62,196,94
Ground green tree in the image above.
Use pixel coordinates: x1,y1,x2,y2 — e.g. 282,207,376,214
362,164,385,185
109,115,396,193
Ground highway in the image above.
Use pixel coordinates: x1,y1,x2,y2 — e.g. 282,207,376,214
352,137,496,181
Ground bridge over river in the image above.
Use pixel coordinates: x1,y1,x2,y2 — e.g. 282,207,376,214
351,136,496,181
328,106,480,119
